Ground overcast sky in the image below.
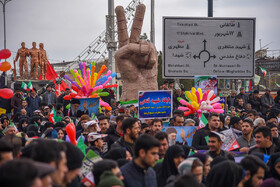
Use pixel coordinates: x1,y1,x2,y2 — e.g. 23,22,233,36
1,0,279,64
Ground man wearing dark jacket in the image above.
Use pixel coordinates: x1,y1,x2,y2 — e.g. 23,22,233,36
121,134,160,187
104,115,127,150
26,88,41,114
111,117,140,157
11,89,23,114
236,87,249,106
248,90,261,112
192,113,221,150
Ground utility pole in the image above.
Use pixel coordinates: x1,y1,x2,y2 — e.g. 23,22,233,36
208,0,213,17
150,0,155,44
0,0,11,49
106,0,118,98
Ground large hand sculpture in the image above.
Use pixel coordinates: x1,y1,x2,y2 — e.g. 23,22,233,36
115,4,158,101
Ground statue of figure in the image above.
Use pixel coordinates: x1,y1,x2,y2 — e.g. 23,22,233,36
39,43,48,80
14,42,29,80
29,42,41,80
115,4,158,101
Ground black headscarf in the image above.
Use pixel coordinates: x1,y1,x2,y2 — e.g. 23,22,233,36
157,145,185,187
269,152,280,180
207,160,244,187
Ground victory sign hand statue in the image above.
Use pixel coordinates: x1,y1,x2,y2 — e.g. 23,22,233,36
115,4,158,101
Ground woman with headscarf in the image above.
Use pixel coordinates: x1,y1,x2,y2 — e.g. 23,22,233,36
269,152,280,180
18,118,29,132
177,157,204,186
189,152,213,185
207,160,244,187
156,145,185,187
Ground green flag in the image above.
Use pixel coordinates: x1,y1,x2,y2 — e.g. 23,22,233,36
77,136,86,156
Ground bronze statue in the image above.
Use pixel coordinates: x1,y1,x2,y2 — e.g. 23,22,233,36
29,42,41,80
39,43,48,80
14,42,29,80
115,4,158,101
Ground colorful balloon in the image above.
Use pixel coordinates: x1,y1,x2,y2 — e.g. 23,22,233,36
0,49,11,59
0,61,11,72
0,88,13,99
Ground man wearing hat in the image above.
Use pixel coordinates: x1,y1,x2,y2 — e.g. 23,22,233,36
206,131,234,160
42,85,57,106
68,99,89,118
87,132,108,156
261,88,275,115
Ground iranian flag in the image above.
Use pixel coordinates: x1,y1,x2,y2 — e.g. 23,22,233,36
27,81,33,91
198,113,208,129
275,82,280,88
21,82,27,90
49,108,55,123
260,67,267,76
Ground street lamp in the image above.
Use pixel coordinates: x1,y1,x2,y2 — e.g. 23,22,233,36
0,0,12,49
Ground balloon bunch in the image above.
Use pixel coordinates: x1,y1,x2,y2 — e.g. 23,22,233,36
177,87,224,117
63,62,118,110
0,49,12,72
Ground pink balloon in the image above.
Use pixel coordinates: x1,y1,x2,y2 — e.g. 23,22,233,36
202,92,208,101
195,91,201,104
210,109,224,113
179,99,189,106
178,107,190,111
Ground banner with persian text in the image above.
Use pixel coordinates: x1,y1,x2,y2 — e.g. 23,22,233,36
138,90,173,119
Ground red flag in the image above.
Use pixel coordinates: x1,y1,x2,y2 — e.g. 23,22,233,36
39,61,69,96
39,61,58,81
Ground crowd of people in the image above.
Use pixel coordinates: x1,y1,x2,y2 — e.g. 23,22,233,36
0,81,280,187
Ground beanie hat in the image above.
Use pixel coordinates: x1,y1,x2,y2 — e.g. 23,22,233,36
64,142,84,170
97,171,124,187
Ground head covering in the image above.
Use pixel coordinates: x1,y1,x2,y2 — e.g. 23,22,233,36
84,120,100,131
207,160,244,187
189,152,207,164
178,157,199,175
44,106,49,110
259,178,280,187
88,132,107,142
97,171,124,187
159,145,185,182
210,131,226,142
269,152,280,180
71,99,80,105
63,142,84,171
103,148,126,160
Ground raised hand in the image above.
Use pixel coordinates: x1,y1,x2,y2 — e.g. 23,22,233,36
115,4,158,101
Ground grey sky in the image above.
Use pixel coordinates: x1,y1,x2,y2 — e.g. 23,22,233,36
1,0,279,65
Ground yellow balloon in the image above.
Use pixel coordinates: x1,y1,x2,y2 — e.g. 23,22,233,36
193,101,199,110
186,91,193,101
191,87,196,95
192,93,198,103
197,88,203,100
